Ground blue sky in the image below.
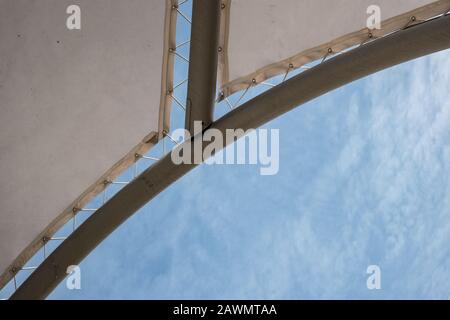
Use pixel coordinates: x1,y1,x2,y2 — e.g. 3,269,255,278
45,45,450,299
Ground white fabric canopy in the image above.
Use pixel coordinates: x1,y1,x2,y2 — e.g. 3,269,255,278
0,0,175,286
219,0,450,96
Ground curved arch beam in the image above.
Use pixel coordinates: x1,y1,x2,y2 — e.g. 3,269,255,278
11,14,450,299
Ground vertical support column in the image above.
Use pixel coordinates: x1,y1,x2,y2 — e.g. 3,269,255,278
185,0,221,135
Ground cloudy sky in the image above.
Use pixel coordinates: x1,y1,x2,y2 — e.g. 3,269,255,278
44,45,450,299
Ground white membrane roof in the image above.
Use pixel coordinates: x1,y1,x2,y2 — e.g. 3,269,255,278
0,0,174,285
219,0,450,96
